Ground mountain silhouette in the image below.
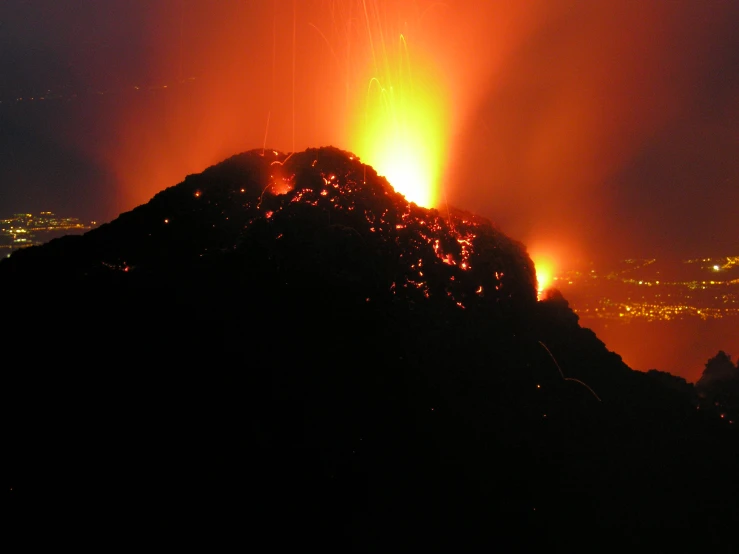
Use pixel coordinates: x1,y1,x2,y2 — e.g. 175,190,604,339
4,147,736,550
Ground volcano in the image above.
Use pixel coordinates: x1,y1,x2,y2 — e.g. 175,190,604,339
4,147,736,549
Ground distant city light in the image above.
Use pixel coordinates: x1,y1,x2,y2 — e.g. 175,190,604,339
546,256,738,323
1,212,95,254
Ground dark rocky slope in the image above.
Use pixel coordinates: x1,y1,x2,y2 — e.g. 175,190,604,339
4,147,736,550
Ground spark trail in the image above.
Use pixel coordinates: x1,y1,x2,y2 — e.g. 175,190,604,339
538,341,602,402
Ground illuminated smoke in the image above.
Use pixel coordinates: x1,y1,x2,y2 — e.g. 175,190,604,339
98,0,737,266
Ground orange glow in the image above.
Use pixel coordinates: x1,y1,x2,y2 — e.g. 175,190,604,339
74,0,735,282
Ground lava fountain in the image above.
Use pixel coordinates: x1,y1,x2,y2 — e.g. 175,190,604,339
348,40,448,208
325,1,450,208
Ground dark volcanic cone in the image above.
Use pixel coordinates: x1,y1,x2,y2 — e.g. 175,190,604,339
4,147,736,549
1,146,538,315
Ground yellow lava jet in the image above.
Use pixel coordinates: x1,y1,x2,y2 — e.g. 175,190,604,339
349,41,448,208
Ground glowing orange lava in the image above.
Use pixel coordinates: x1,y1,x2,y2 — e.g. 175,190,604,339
530,252,555,300
348,42,448,209
536,264,553,297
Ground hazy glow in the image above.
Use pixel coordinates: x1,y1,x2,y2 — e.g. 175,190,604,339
85,0,736,269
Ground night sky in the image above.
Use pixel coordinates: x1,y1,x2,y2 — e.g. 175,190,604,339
1,0,737,262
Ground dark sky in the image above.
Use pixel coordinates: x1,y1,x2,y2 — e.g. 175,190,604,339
1,0,737,263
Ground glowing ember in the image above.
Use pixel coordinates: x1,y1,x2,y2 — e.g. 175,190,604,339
237,147,538,312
